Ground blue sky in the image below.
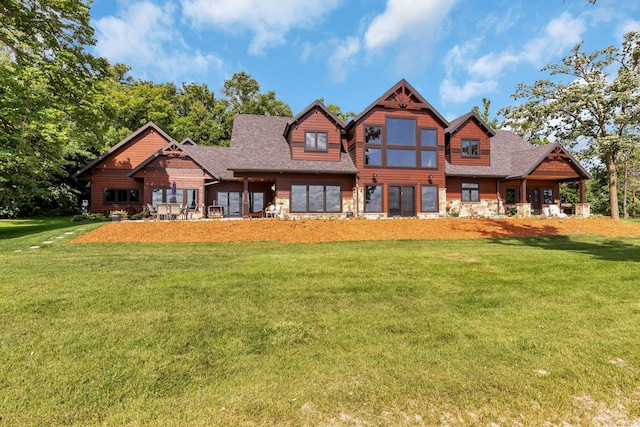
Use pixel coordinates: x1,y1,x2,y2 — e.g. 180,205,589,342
89,0,640,122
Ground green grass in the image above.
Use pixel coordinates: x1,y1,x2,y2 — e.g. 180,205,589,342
1,219,640,425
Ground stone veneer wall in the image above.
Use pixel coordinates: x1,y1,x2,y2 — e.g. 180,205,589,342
575,203,590,218
516,202,532,218
447,198,501,218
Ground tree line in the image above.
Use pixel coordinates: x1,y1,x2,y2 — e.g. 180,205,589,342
1,0,639,219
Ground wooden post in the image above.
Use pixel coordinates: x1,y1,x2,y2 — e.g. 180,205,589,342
579,179,586,203
243,176,249,218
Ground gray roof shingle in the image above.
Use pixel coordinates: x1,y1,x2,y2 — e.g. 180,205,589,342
228,114,358,174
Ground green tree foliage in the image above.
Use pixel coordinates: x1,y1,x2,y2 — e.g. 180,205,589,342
0,0,108,216
500,32,640,220
471,98,501,129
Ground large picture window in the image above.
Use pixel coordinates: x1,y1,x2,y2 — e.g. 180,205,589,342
104,188,140,204
291,185,341,213
421,185,438,212
461,182,480,202
387,118,416,146
305,131,327,151
461,139,479,157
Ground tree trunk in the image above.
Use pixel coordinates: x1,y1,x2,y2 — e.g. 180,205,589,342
623,157,629,218
606,151,620,220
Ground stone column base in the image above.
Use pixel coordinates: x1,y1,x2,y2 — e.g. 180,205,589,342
575,203,590,218
516,203,532,218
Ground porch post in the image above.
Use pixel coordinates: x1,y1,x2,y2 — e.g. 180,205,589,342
516,178,531,217
243,176,249,218
579,179,586,203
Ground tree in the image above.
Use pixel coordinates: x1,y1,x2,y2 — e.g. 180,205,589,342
471,98,501,129
500,32,640,220
0,0,107,216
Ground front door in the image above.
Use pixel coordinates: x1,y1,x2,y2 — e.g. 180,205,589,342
527,188,541,214
388,186,415,217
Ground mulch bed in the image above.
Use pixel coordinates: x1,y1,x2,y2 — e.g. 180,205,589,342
72,218,640,244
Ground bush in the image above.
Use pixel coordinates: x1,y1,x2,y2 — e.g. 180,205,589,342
72,213,107,222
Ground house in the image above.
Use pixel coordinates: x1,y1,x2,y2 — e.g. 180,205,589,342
74,79,592,218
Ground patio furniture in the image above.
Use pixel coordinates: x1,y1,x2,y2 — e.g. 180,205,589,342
548,204,568,218
169,203,182,220
208,205,224,218
265,204,281,218
147,203,157,218
156,203,169,220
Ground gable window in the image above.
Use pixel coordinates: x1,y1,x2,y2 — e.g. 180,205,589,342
420,128,438,168
461,182,479,202
305,131,327,151
365,126,381,144
365,185,383,212
421,185,439,212
461,139,479,157
291,184,341,213
387,118,416,146
104,188,140,204
365,148,382,166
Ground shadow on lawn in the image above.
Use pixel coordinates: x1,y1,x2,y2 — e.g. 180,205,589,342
489,234,640,263
0,218,76,240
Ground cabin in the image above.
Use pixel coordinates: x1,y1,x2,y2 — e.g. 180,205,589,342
75,79,591,218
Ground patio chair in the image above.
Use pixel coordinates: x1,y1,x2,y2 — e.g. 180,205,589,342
548,204,568,218
265,204,281,218
169,203,182,220
156,203,168,220
147,203,157,217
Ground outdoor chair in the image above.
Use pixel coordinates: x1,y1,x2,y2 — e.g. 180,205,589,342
265,204,281,218
147,203,157,217
156,203,168,220
548,204,568,218
169,203,182,220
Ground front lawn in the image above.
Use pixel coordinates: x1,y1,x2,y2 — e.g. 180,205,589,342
1,219,639,425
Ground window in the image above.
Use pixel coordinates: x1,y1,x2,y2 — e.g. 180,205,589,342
365,126,381,144
387,149,416,167
152,188,198,207
421,151,437,168
104,188,140,204
421,185,438,212
291,185,341,213
461,182,479,202
365,148,382,166
461,139,479,157
305,131,327,151
365,185,383,212
249,192,264,213
421,129,437,147
217,191,241,216
387,118,416,146
543,188,554,205
505,188,519,204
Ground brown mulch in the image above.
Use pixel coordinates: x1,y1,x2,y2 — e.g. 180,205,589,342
71,218,640,244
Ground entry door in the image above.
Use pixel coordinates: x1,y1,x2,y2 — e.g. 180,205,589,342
388,186,415,217
527,188,541,214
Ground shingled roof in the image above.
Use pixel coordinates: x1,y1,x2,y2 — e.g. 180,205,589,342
445,130,591,180
228,114,358,175
446,111,496,137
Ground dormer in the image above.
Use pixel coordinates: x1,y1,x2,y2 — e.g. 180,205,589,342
445,111,496,166
283,100,345,162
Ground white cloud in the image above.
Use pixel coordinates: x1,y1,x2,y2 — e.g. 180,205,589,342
440,12,586,104
363,0,457,51
93,1,225,81
439,78,497,105
327,37,360,83
181,0,343,55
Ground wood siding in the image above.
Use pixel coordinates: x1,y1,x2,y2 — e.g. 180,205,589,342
288,107,343,162
528,158,582,181
446,119,491,166
87,128,171,213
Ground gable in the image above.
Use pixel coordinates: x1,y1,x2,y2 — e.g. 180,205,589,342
347,79,449,130
74,122,174,179
526,145,591,181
